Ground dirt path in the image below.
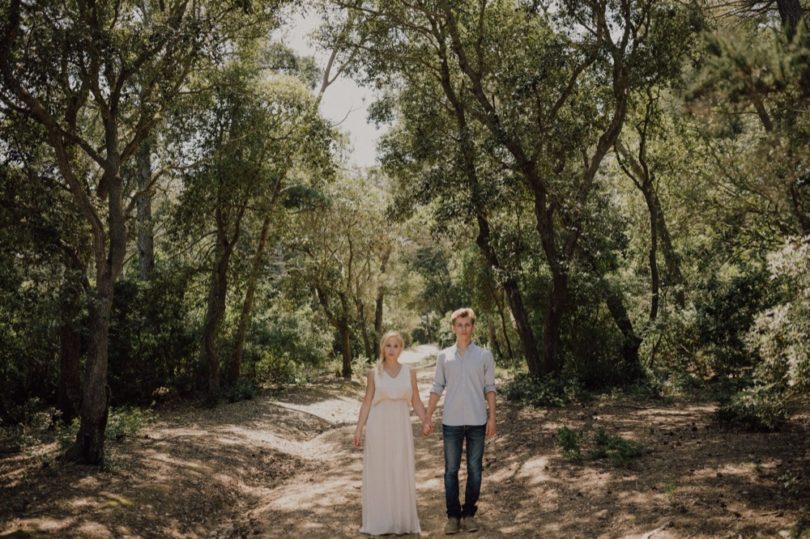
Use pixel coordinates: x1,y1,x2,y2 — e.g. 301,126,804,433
1,345,809,538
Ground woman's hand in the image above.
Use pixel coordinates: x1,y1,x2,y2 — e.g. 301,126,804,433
353,430,363,448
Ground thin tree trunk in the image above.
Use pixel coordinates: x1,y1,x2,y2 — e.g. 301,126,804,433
136,139,154,280
495,289,515,359
645,190,661,321
201,210,240,402
373,248,391,343
227,215,272,386
338,292,353,379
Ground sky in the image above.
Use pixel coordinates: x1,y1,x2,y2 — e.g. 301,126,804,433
279,10,387,170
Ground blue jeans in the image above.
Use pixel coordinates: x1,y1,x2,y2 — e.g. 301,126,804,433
442,424,486,519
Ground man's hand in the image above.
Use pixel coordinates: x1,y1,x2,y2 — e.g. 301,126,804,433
486,417,496,439
421,421,434,437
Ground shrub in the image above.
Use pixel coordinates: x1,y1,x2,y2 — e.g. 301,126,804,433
557,426,644,467
716,384,787,431
746,236,810,392
503,373,588,408
590,428,644,467
557,427,582,461
224,378,258,403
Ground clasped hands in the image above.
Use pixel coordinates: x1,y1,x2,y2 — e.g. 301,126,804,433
420,419,497,439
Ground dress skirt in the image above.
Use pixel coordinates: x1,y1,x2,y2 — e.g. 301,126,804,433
361,395,421,535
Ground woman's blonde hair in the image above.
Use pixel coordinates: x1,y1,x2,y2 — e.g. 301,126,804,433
376,330,405,373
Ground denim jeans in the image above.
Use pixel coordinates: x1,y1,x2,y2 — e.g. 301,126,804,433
442,424,486,519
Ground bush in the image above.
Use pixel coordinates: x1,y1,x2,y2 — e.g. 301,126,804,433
503,373,587,408
252,303,332,386
557,426,644,467
746,236,810,392
590,428,644,467
716,384,787,431
224,378,258,403
557,427,582,461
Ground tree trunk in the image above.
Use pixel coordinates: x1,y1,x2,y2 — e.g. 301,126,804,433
777,0,804,39
373,248,391,343
136,139,154,280
201,224,234,402
68,159,127,464
616,138,686,310
339,319,352,379
542,268,568,376
227,214,273,386
57,269,84,424
644,190,661,321
495,289,515,359
603,286,643,379
71,276,112,464
355,296,375,360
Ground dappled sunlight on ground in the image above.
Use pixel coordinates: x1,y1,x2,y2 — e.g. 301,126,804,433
1,345,808,538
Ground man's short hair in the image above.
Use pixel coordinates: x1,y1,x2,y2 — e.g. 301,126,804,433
450,307,476,326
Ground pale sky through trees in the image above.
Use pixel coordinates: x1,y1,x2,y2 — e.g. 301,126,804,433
281,10,386,169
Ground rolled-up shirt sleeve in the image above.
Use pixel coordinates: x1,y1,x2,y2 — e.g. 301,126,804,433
431,353,446,395
484,350,496,394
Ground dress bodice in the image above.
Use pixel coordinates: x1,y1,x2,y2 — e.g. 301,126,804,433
373,364,412,405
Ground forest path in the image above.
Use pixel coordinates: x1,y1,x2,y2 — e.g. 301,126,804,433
233,344,447,538
1,345,809,538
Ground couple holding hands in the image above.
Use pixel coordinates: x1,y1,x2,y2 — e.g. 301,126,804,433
353,308,497,536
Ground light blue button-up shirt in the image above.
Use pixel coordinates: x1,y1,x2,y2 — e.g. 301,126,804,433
431,342,496,427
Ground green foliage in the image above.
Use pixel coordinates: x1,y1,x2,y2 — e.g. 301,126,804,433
746,236,810,391
590,428,645,467
694,265,775,379
107,272,198,403
716,384,788,432
556,427,582,462
224,379,259,403
56,406,155,451
503,373,586,408
557,426,644,467
251,304,332,383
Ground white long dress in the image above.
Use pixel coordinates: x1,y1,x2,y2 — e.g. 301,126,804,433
361,364,421,535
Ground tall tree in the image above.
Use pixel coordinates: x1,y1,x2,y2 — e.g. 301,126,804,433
0,0,284,463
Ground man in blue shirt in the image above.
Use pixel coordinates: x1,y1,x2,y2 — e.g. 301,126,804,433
424,308,496,534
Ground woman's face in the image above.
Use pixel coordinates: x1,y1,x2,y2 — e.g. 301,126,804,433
383,337,402,361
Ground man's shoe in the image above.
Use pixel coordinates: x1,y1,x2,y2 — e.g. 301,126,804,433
461,516,479,532
444,517,461,535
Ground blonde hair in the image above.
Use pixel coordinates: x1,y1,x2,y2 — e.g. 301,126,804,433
376,330,405,373
450,307,476,326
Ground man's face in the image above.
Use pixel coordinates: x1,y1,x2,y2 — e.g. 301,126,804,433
452,317,474,341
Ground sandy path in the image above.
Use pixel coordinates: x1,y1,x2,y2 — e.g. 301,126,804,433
242,344,449,538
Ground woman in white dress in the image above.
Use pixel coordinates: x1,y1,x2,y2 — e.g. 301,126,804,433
353,330,427,536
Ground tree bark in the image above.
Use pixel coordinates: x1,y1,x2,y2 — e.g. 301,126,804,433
136,139,155,280
227,215,273,387
603,285,643,379
494,289,515,359
338,292,353,379
777,0,804,39
201,203,243,402
373,247,391,343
